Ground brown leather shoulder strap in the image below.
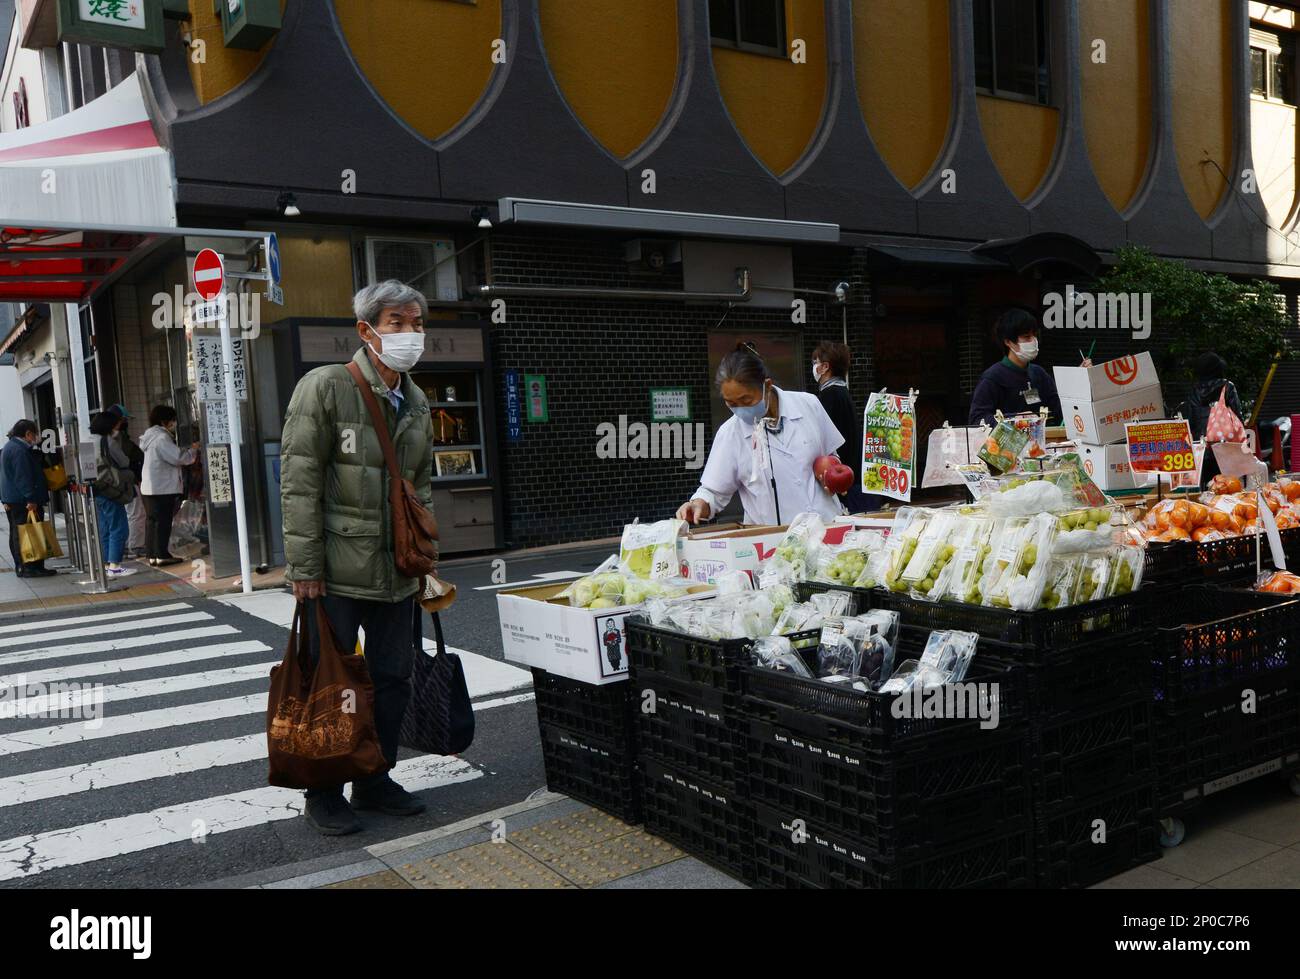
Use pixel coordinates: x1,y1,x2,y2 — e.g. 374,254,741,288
346,361,401,482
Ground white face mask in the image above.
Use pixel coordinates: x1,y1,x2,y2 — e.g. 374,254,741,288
811,361,823,381
365,328,425,372
1017,339,1039,361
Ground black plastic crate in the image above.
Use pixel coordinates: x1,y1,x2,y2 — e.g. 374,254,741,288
1143,541,1190,587
748,803,1033,889
1032,700,1154,812
1151,586,1300,705
538,722,641,824
795,580,869,614
743,714,1029,857
1155,670,1300,818
625,619,820,693
639,756,752,881
1022,635,1151,722
740,626,1027,750
870,587,1148,649
531,668,634,747
632,668,746,790
1034,782,1159,889
1187,533,1279,579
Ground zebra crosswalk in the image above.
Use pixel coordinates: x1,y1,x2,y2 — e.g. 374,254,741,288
0,597,534,884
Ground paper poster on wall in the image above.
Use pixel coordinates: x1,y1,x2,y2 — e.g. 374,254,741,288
193,336,248,402
650,388,691,422
207,445,232,505
861,391,916,501
204,401,231,445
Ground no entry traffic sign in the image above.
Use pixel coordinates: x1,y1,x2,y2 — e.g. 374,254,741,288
192,248,226,301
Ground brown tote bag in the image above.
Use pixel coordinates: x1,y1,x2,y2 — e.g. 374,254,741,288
267,602,388,790
346,361,440,578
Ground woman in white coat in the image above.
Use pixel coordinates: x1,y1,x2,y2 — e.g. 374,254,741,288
138,405,200,566
677,342,847,527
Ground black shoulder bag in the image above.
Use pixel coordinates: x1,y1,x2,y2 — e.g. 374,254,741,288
400,607,475,755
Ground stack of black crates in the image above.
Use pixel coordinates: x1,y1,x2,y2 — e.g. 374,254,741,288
870,589,1160,888
623,624,820,878
1148,585,1300,845
737,625,1034,888
531,668,641,824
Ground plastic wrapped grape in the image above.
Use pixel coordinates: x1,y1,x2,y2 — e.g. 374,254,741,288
1107,545,1145,596
901,510,961,599
937,516,998,604
1040,556,1081,610
880,508,930,593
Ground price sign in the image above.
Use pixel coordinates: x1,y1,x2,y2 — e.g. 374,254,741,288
861,391,916,502
1125,419,1195,474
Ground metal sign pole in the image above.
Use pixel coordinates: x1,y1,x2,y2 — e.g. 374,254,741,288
79,483,108,594
218,297,254,594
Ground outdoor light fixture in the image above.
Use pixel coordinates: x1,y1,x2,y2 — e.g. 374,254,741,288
277,192,301,218
471,206,493,229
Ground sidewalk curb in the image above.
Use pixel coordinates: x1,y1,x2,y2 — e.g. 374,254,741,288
364,790,568,858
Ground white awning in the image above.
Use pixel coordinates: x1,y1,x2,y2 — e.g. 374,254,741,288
0,71,175,228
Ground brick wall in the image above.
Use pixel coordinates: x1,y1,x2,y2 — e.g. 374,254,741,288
485,231,873,548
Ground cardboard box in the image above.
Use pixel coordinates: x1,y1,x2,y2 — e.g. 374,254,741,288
1053,352,1158,401
1061,384,1164,445
497,582,712,685
1077,443,1151,492
678,525,787,586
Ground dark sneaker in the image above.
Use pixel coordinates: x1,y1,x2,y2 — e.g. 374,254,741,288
304,792,362,836
351,778,426,817
29,568,58,577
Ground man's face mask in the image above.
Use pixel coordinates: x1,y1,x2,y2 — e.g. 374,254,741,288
365,325,425,372
1016,338,1039,361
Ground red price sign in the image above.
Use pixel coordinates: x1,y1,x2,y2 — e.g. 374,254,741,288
876,463,910,496
1125,419,1195,474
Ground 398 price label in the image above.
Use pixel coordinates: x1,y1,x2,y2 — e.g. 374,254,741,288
877,463,910,495
1160,452,1196,472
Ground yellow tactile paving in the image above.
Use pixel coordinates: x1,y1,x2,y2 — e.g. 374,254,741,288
507,808,638,864
325,870,413,889
395,841,575,889
539,829,684,887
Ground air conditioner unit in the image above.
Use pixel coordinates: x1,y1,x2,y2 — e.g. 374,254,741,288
365,237,459,303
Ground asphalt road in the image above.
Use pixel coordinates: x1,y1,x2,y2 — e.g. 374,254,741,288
0,542,616,889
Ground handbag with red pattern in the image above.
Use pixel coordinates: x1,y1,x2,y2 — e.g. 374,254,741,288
1205,385,1247,443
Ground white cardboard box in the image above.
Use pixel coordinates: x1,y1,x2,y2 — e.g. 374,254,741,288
1077,442,1150,492
497,582,711,686
1053,352,1159,401
678,525,788,586
1061,384,1164,445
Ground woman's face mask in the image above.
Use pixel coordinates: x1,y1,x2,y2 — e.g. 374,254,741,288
728,383,770,424
1016,337,1040,361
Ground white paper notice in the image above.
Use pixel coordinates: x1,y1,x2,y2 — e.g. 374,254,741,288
1258,491,1287,571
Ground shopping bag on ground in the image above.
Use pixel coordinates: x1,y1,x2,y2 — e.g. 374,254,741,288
18,511,60,563
400,609,474,755
266,601,388,790
168,499,205,557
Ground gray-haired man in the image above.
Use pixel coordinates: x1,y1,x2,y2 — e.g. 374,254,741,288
279,280,436,835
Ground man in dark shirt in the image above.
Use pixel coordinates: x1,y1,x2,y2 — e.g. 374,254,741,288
969,309,1078,426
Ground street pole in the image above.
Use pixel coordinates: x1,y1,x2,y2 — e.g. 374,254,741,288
218,294,253,594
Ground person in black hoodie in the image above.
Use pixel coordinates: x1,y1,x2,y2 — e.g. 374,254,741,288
1176,351,1243,489
812,341,875,512
0,419,54,577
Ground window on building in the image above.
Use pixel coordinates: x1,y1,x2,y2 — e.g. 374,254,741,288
973,0,1052,105
1252,28,1297,105
710,0,786,56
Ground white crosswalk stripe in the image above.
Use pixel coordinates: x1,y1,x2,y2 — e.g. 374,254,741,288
0,597,533,883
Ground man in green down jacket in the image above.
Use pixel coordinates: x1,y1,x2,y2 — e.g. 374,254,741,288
280,279,436,836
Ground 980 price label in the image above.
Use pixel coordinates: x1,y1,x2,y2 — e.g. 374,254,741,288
876,463,910,495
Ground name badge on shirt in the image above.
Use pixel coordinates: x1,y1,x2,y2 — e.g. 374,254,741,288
1022,386,1041,406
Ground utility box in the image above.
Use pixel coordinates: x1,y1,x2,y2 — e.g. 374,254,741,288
218,0,280,50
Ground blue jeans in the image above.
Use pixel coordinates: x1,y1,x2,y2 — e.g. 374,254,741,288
95,494,129,564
